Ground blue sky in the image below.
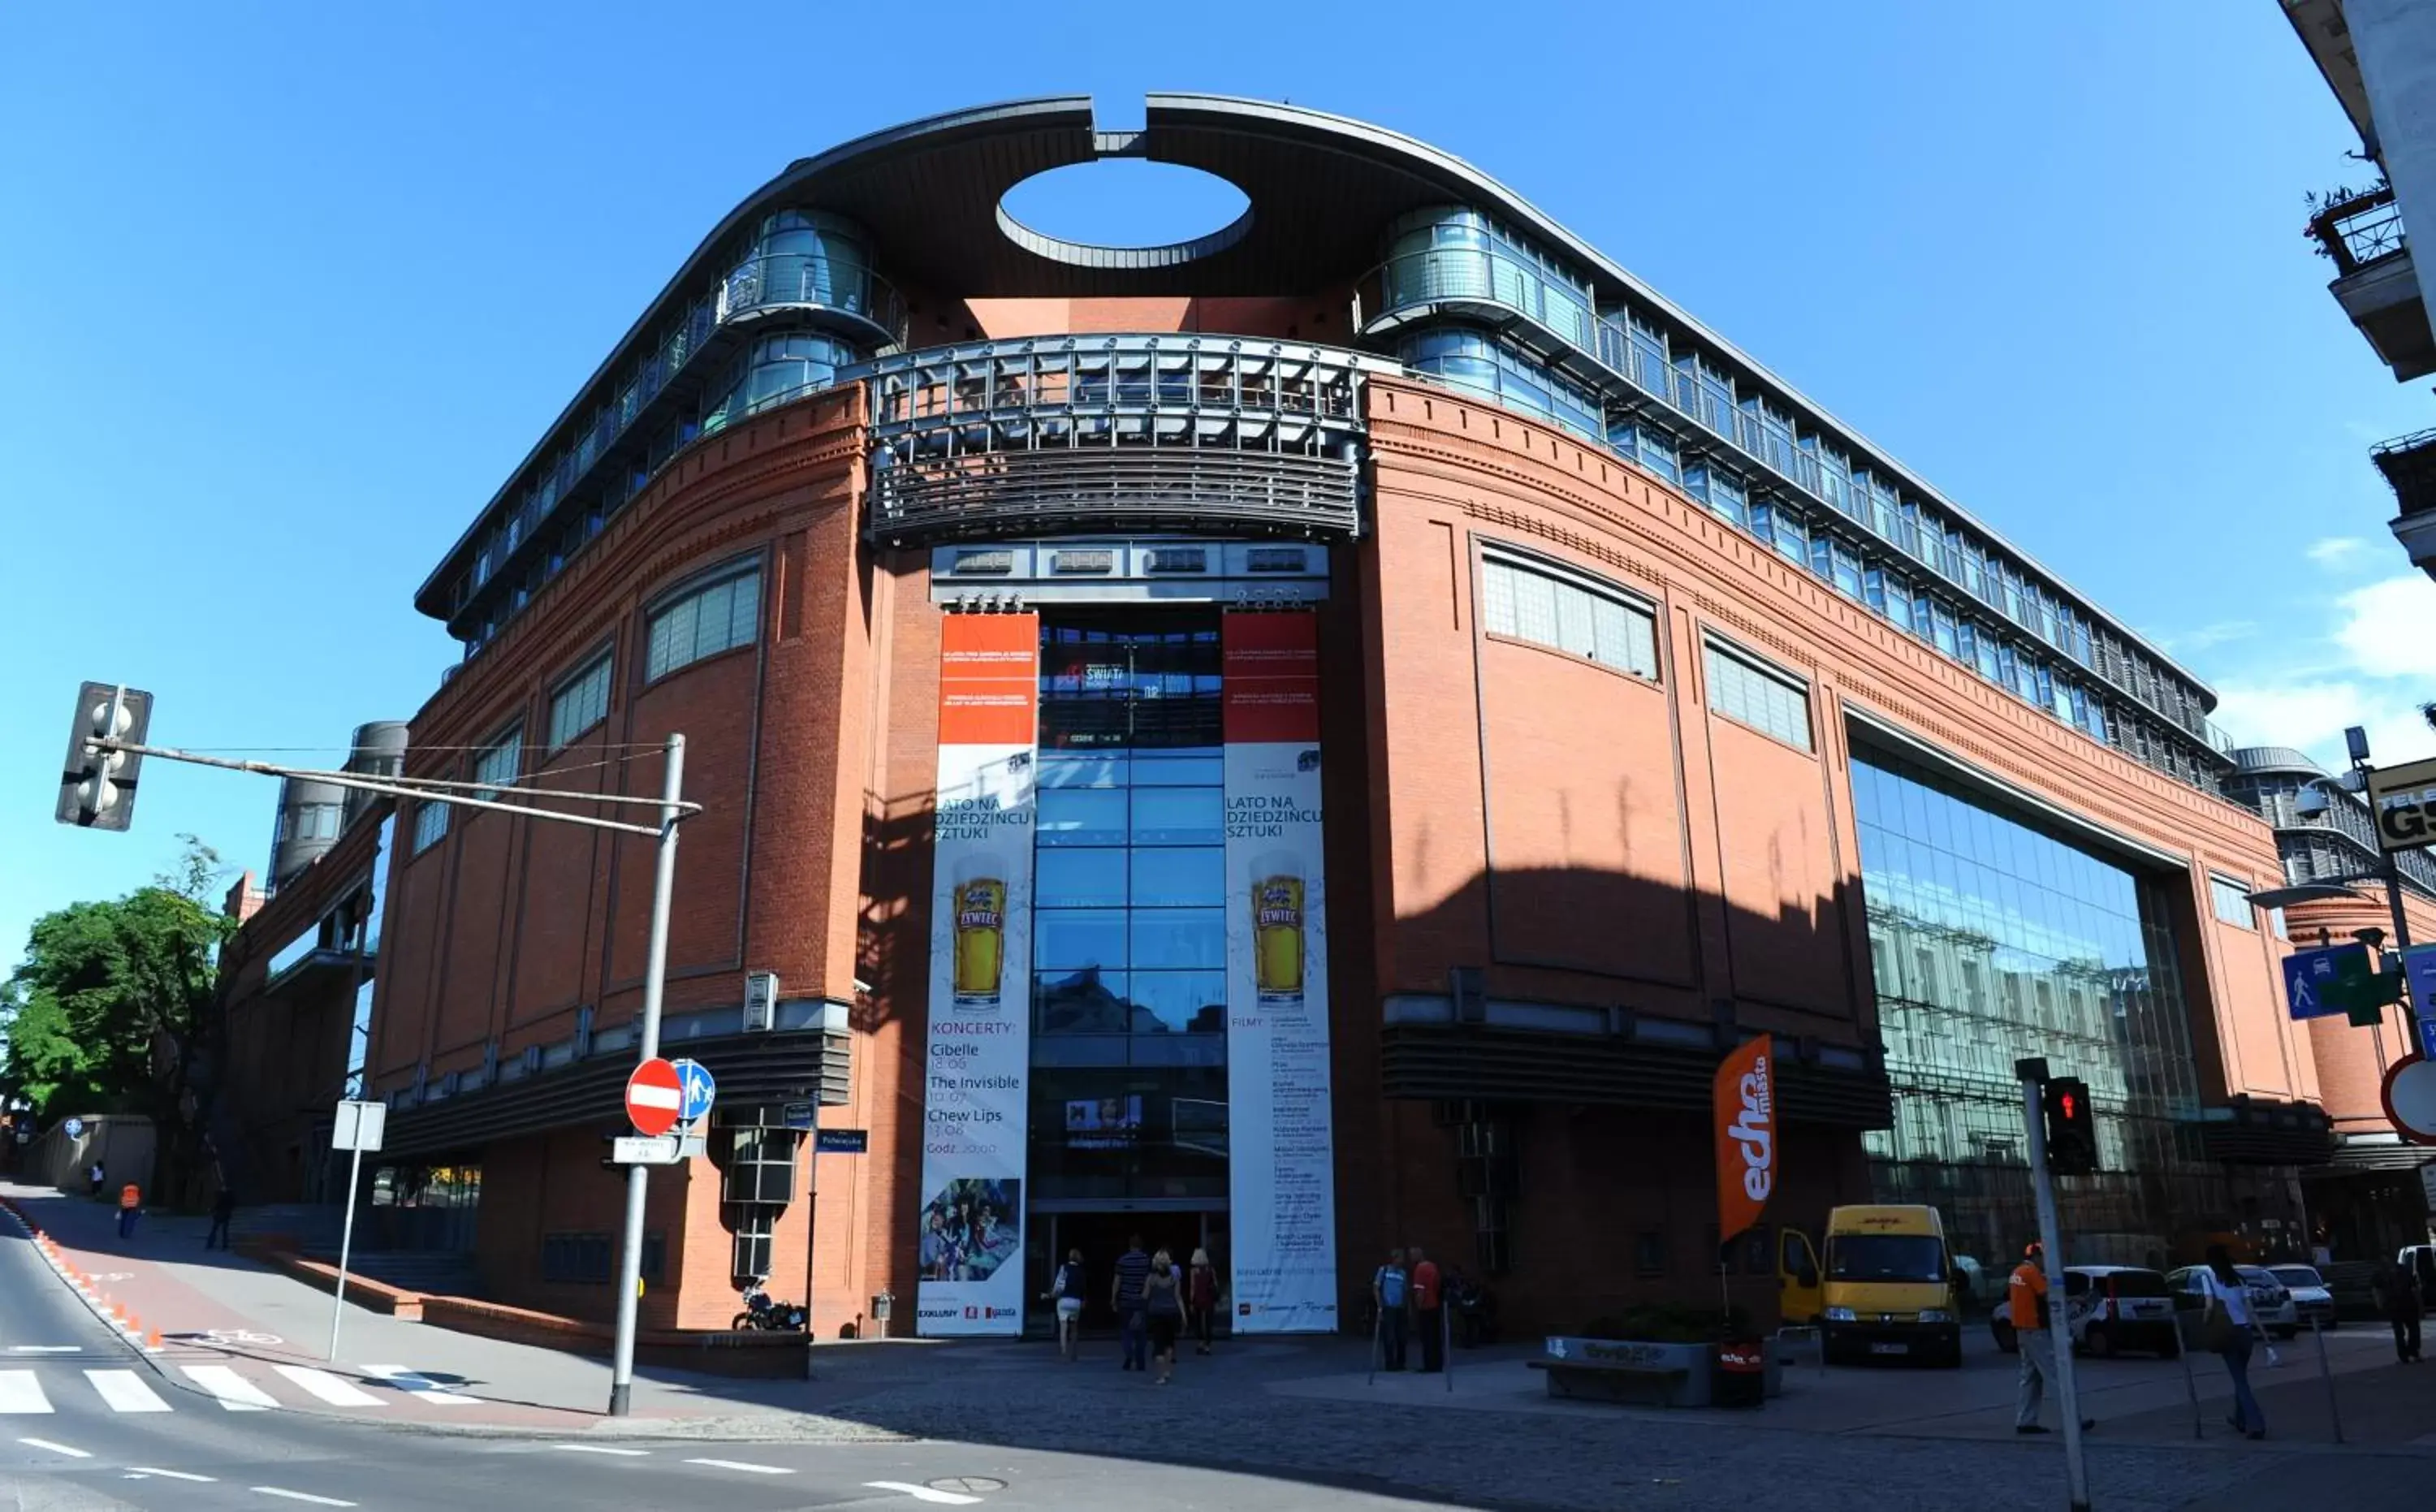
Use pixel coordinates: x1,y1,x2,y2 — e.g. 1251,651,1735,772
2,2,2430,966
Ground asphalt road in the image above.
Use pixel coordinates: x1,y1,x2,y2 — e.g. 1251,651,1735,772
0,1223,1441,1512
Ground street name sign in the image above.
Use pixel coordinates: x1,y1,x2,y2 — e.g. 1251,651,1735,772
814,1128,870,1155
2368,756,2436,854
784,1101,816,1131
626,1058,684,1137
2404,945,2436,1058
613,1135,685,1165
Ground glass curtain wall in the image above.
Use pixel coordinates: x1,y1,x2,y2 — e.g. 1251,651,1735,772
1029,613,1229,1203
1850,746,2225,1268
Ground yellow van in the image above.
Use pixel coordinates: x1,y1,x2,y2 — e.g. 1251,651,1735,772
1778,1205,1961,1367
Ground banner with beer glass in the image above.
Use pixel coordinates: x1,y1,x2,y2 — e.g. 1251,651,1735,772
916,612,1039,1337
1221,611,1337,1333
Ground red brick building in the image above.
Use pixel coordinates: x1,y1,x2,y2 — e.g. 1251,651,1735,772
336,96,2426,1341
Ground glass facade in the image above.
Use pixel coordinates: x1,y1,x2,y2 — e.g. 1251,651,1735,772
1851,746,2225,1268
1028,613,1229,1203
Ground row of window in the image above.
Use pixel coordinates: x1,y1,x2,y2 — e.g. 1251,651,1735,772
452,212,879,638
1431,321,2215,789
1377,205,2222,775
413,562,762,855
1479,551,1816,753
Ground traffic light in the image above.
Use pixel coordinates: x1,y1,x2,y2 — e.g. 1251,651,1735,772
2043,1076,2099,1176
54,682,153,831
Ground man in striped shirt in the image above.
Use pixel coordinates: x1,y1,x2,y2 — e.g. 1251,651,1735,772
1111,1235,1152,1372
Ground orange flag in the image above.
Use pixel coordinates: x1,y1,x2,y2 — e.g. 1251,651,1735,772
1714,1033,1776,1245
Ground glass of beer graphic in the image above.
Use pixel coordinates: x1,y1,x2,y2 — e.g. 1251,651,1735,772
1250,852,1306,1006
952,854,1009,1009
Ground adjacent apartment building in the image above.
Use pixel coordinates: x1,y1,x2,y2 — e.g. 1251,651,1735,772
2285,0,2436,577
326,96,2392,1339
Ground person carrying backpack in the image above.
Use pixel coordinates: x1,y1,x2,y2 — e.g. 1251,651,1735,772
1373,1247,1410,1372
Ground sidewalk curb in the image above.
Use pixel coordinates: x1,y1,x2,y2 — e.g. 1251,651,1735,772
0,1194,171,1379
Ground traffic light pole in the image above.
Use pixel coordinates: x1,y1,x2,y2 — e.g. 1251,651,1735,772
607,732,685,1419
58,717,702,1414
2017,1060,2090,1512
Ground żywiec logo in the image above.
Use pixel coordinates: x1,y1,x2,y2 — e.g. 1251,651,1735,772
1726,1052,1773,1201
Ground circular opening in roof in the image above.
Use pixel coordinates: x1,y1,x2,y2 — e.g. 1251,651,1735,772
998,159,1252,269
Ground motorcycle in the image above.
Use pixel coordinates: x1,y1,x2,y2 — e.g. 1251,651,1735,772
732,1277,808,1332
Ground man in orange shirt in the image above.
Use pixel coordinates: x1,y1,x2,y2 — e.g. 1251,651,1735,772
1410,1246,1445,1374
116,1182,141,1241
2011,1242,2093,1435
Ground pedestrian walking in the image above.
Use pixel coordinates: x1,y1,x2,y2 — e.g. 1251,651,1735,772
88,1161,105,1199
1187,1247,1220,1355
205,1184,237,1251
1144,1249,1185,1385
1111,1233,1151,1372
2198,1243,2266,1439
115,1182,141,1241
2010,1242,2093,1435
2374,1260,2423,1364
1046,1247,1086,1361
1410,1245,1445,1373
1372,1247,1410,1372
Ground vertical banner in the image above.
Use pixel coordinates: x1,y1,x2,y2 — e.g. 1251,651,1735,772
1714,1033,1776,1245
1223,612,1337,1333
916,613,1039,1337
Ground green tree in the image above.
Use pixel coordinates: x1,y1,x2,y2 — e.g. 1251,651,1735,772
0,836,234,1191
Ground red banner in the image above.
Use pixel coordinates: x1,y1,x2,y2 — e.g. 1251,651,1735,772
1221,612,1320,744
1714,1034,1776,1245
937,613,1039,745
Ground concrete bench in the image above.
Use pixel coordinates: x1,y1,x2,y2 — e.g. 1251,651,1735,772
1527,1356,1691,1406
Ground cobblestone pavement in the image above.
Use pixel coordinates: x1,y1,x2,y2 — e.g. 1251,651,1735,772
769,1339,2428,1512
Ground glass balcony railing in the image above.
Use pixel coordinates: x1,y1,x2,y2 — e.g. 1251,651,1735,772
714,253,906,348
1356,245,1599,356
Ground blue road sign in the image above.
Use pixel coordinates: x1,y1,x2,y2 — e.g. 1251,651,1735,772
2283,943,2373,1021
2403,945,2436,1056
672,1059,717,1123
814,1129,869,1155
62,1117,84,1139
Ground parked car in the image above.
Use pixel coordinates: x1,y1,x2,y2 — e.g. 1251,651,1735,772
1989,1265,2179,1358
2267,1264,2337,1331
2166,1264,2298,1340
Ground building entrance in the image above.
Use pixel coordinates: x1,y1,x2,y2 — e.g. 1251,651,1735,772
1037,1209,1220,1333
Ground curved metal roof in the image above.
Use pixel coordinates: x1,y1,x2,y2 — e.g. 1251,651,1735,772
424,93,2215,707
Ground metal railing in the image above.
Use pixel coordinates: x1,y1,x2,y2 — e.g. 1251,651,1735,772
2370,425,2436,518
714,252,905,346
857,335,1377,545
2258,788,2436,895
2309,187,2408,276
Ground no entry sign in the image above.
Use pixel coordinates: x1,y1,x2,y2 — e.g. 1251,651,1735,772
626,1057,684,1138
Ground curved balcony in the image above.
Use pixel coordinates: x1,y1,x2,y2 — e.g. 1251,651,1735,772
1355,245,1600,373
2230,745,2330,778
857,336,1379,546
714,253,906,348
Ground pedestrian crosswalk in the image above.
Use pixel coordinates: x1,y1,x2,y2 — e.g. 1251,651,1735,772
0,1363,481,1415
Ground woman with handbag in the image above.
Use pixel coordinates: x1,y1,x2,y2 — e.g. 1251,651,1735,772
2198,1244,2265,1439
